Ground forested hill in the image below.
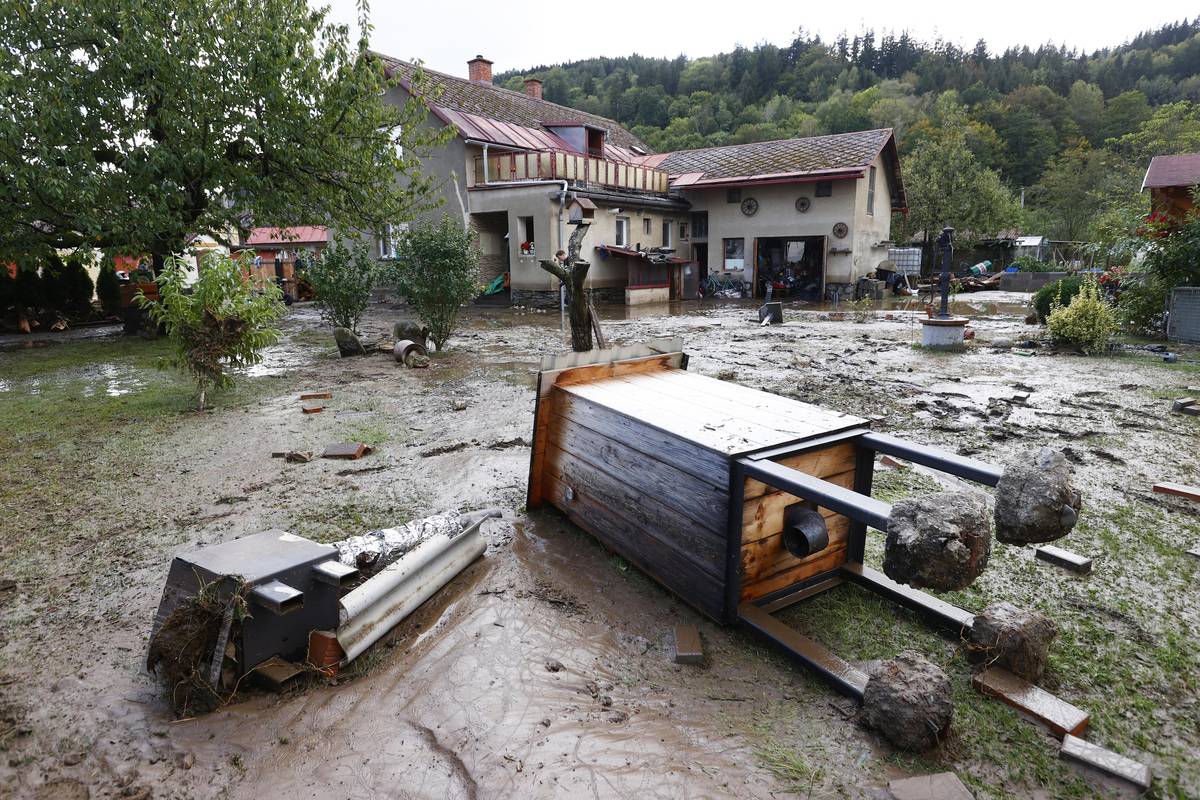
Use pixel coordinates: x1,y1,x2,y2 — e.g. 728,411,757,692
495,19,1200,244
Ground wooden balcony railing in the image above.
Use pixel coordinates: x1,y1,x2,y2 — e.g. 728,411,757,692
472,150,669,194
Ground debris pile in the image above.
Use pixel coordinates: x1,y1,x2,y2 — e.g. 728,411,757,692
332,510,464,573
883,490,992,591
994,447,1081,544
863,650,953,752
968,602,1057,681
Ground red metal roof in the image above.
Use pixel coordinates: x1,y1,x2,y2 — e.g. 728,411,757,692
242,227,329,247
1142,153,1200,190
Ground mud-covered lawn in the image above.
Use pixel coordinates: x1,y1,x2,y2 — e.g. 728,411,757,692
1,296,1198,800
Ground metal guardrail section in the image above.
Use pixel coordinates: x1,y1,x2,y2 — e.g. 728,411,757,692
472,150,670,194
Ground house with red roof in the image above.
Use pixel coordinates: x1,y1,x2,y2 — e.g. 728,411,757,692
231,225,330,286
1142,154,1200,216
380,54,905,305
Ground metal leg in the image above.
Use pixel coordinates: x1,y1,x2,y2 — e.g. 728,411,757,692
841,563,975,635
859,432,1003,487
738,603,867,699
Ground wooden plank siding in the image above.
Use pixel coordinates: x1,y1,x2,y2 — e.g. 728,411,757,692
739,444,860,602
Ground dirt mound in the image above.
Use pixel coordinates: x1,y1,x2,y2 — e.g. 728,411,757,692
863,650,953,752
146,583,244,717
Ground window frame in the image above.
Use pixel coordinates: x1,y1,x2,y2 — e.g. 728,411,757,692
815,180,833,198
662,219,673,248
615,216,630,248
726,188,742,204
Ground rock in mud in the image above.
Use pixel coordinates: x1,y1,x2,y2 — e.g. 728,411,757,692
863,651,953,752
392,321,429,348
994,447,1081,544
883,491,991,591
968,602,1057,682
334,327,366,357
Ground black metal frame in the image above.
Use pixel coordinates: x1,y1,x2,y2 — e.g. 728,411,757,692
732,430,999,696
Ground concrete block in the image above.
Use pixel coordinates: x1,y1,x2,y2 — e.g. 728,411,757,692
1171,397,1197,412
972,668,1089,737
1060,734,1151,791
888,772,975,800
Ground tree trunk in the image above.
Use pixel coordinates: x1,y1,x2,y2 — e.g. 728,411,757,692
539,223,601,352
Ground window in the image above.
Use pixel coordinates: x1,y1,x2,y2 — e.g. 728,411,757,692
662,220,673,248
615,216,630,247
690,211,708,239
815,180,832,198
378,224,393,258
518,216,535,254
867,166,877,215
679,222,689,240
643,217,652,235
726,188,742,203
723,237,745,270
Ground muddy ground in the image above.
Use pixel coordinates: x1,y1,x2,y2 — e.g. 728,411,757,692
1,294,1197,799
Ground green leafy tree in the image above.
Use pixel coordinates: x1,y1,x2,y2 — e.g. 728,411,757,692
1066,81,1105,143
0,0,447,267
137,253,285,410
1027,145,1142,241
1111,101,1200,162
96,255,122,317
1120,211,1200,335
392,216,481,351
13,267,43,313
303,241,378,334
894,112,1019,255
0,267,14,315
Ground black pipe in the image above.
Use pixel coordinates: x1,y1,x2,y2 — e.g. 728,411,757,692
739,459,891,531
858,432,1003,487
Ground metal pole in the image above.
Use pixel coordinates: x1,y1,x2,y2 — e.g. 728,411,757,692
937,226,954,319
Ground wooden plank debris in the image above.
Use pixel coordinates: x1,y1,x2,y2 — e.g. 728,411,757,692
887,772,975,800
1152,482,1200,503
1060,734,1151,790
300,392,333,400
322,443,373,460
673,625,703,664
1035,545,1093,574
972,668,1089,737
302,405,324,414
1170,397,1196,412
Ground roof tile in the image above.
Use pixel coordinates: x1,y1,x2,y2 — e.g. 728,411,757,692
655,129,894,183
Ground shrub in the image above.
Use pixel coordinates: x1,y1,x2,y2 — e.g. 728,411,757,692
1011,256,1058,272
1033,276,1082,322
1046,279,1118,354
62,251,95,317
96,255,122,317
137,252,285,410
0,266,13,313
1119,214,1200,336
392,215,481,351
303,240,377,334
40,252,69,312
850,296,872,323
13,265,43,311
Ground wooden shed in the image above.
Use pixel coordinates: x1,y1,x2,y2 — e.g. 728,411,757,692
527,339,878,624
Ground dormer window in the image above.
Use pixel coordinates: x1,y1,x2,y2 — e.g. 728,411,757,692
586,128,605,157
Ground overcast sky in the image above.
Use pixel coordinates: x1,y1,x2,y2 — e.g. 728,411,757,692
322,0,1197,77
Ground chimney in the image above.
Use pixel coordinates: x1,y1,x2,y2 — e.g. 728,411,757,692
467,55,493,84
523,77,543,100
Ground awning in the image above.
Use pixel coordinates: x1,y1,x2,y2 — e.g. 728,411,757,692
596,245,688,265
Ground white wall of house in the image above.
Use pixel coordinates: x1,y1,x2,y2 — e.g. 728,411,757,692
681,161,895,292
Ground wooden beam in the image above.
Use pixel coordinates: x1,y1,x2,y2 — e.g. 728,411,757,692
1152,482,1200,503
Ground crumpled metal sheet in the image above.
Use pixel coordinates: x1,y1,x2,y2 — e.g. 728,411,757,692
332,511,464,573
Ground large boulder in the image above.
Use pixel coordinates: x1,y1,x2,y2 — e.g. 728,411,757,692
994,447,1082,544
863,651,953,752
968,602,1057,682
334,327,366,357
884,491,992,591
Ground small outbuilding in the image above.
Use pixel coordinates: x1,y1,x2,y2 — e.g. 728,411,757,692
1142,153,1200,216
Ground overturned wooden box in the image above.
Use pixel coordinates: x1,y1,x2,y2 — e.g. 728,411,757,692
528,340,1003,696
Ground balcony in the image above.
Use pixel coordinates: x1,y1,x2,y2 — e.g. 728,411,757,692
472,150,669,195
